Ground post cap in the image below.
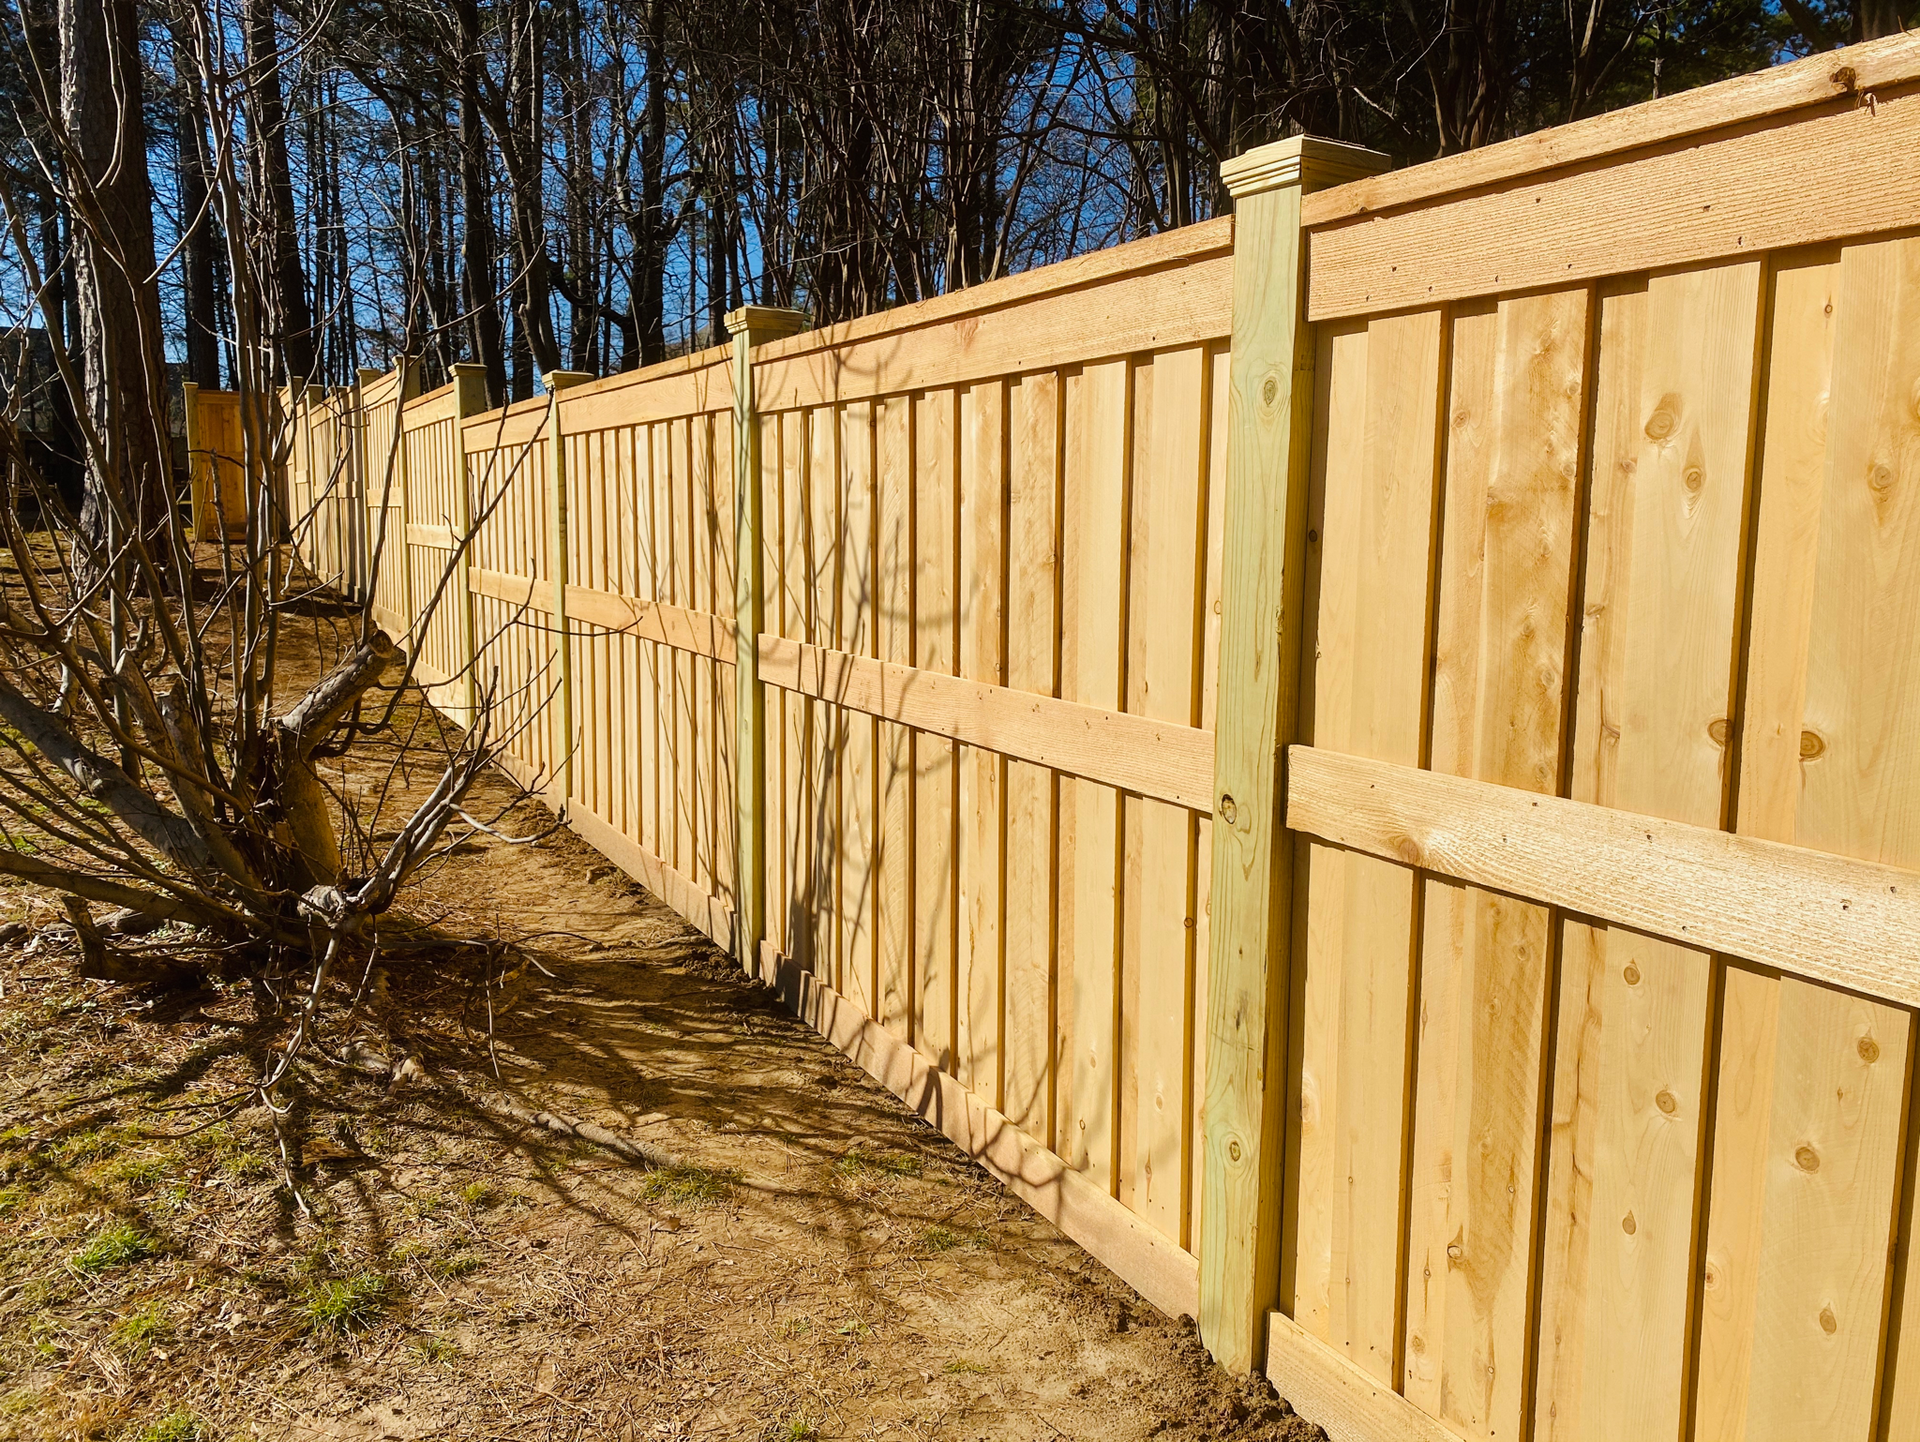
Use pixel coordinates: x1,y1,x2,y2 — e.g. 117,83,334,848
541,370,595,394
449,361,488,376
1220,136,1392,200
725,306,809,343
356,367,386,386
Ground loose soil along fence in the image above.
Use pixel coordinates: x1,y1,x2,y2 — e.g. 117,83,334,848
237,29,1920,1442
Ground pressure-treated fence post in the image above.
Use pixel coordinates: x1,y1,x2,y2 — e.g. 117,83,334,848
542,369,596,807
1200,135,1390,1375
725,305,808,977
448,363,490,730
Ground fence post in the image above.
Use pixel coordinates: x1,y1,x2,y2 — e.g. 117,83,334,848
448,363,490,731
1200,135,1390,1374
542,369,596,807
725,305,808,978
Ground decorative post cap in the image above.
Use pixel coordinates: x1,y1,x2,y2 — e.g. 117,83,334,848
1219,136,1392,199
449,361,488,376
355,367,386,386
724,306,809,343
541,370,595,394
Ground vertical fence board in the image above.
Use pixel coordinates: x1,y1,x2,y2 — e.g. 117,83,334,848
809,407,841,986
1729,234,1920,1442
839,402,879,1019
1060,359,1129,1192
877,396,915,1028
1537,261,1764,1442
1128,345,1208,1241
1294,308,1444,1386
1696,251,1839,1437
915,388,960,1065
1399,287,1588,1438
781,412,814,971
958,379,1007,1095
1004,373,1061,1137
1191,343,1230,1252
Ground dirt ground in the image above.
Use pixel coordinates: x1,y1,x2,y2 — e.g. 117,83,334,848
0,595,1325,1442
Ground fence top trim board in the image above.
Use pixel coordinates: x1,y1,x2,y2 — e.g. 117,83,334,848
749,215,1232,368
401,380,460,430
1301,29,1920,226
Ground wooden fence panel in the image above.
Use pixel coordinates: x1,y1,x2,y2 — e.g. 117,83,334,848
397,383,465,713
359,367,411,637
1261,37,1920,1442
273,46,1920,1436
551,357,736,947
750,226,1232,1280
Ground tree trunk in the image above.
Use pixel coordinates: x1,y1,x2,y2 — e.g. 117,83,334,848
633,4,669,366
499,0,561,382
244,0,317,384
59,0,170,569
174,31,221,389
454,0,507,406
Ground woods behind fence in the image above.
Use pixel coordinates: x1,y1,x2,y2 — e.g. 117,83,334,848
216,32,1920,1442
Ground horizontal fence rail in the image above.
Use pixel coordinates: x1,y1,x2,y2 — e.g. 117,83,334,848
277,32,1920,1442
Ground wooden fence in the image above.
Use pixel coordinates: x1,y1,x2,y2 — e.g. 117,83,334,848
279,32,1920,1442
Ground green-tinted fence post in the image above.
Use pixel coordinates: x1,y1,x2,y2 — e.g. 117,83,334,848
543,369,596,808
449,363,490,730
1200,136,1390,1375
725,305,808,977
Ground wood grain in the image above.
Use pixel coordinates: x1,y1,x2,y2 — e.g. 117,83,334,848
1307,82,1920,321
1293,307,1444,1386
1300,32,1920,228
1401,287,1588,1439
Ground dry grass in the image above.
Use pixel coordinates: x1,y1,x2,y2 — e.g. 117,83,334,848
0,609,1322,1442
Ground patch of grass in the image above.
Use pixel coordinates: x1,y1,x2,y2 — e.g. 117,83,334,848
126,1410,200,1442
108,1154,168,1194
457,1182,493,1208
943,1358,987,1375
28,1312,65,1360
53,1127,125,1169
402,1193,448,1220
0,1390,39,1418
111,1301,170,1359
21,1276,73,1309
0,1185,26,1217
426,1253,483,1280
833,1148,920,1181
775,1415,820,1441
639,1165,739,1208
410,1332,459,1364
185,1124,272,1182
920,1225,958,1253
212,1146,272,1182
71,1221,154,1274
777,1315,811,1338
833,1317,870,1338
300,1273,390,1334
